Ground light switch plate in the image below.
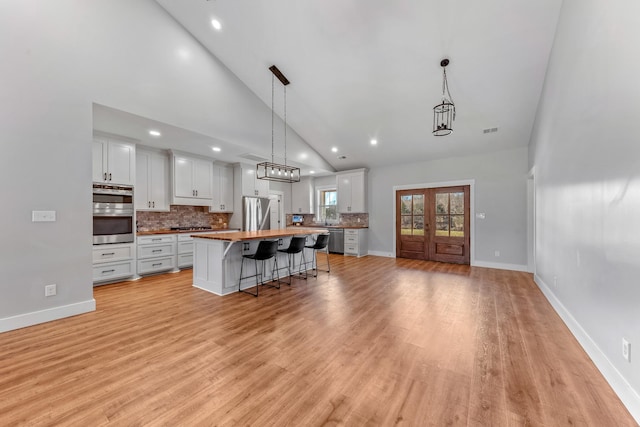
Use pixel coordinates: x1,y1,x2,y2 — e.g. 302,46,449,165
32,211,56,222
476,213,486,219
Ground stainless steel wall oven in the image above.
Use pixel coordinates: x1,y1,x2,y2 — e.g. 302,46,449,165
93,184,134,244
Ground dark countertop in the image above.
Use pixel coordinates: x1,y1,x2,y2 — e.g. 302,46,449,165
137,228,239,236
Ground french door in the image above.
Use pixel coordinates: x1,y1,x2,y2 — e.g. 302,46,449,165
396,186,470,264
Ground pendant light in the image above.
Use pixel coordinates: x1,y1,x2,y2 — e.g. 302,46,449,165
256,65,301,183
433,58,456,136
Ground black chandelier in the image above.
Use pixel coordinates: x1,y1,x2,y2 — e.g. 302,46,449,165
433,58,456,136
256,65,301,183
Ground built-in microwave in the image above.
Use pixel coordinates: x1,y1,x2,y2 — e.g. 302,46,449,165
93,184,134,244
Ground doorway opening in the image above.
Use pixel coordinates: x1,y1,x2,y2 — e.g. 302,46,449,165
396,185,470,264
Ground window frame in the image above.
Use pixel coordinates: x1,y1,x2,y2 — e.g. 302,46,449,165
316,185,339,224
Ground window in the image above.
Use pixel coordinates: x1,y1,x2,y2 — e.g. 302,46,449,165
435,191,464,237
318,189,337,223
400,193,424,235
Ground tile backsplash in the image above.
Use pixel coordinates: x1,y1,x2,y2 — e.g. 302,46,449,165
286,213,368,227
137,205,231,231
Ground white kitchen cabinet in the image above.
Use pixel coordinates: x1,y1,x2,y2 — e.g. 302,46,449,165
177,231,235,268
290,176,315,214
210,164,234,212
170,151,213,205
336,169,368,213
235,163,269,197
137,234,177,275
344,228,368,257
93,243,135,284
136,149,169,211
93,136,135,186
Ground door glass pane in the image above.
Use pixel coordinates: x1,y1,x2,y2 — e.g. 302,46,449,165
413,195,424,215
436,193,449,214
435,215,449,236
401,215,412,235
450,192,464,214
413,216,424,235
401,195,412,215
451,215,464,236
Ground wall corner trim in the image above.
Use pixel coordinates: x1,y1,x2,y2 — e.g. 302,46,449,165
534,274,640,424
0,299,96,334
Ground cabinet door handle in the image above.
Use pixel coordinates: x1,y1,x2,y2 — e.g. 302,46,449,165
148,201,151,208
152,201,155,208
101,252,115,256
152,249,162,253
108,173,112,181
152,263,162,267
102,269,115,274
196,190,198,196
104,172,107,180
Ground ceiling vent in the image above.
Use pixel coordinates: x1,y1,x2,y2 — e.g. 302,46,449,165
239,153,268,162
483,127,499,134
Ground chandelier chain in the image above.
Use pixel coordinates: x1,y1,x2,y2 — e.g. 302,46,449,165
284,85,287,166
271,74,275,164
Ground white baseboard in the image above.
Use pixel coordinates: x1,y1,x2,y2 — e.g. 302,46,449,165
472,260,530,272
0,299,96,333
534,274,640,424
367,251,395,258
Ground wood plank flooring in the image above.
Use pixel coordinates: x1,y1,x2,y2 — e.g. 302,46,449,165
0,256,636,426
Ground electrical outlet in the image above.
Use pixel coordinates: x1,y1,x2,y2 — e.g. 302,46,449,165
45,284,57,297
553,276,558,287
494,250,500,257
623,338,631,362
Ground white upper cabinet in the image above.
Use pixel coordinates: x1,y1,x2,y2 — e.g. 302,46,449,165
93,136,135,186
210,163,234,212
336,169,368,213
235,163,269,197
170,151,213,205
136,149,169,211
290,176,315,214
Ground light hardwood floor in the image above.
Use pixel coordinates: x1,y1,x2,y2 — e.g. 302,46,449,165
0,256,636,426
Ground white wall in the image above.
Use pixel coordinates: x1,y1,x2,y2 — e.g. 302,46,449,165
367,147,529,268
529,0,640,419
0,0,327,331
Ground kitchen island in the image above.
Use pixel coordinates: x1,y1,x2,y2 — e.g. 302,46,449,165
192,228,328,296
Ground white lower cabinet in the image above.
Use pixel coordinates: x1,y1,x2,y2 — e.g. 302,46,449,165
93,243,135,285
176,231,226,268
178,234,195,268
344,229,368,257
137,235,176,275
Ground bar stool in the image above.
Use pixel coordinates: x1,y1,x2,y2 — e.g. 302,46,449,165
304,233,330,277
277,236,307,285
238,240,280,297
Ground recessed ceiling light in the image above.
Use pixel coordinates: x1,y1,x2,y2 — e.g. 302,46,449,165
212,147,221,152
149,130,161,137
211,18,222,31
309,171,315,174
331,147,338,153
370,139,377,145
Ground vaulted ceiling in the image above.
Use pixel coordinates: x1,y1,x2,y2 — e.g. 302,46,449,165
138,0,563,172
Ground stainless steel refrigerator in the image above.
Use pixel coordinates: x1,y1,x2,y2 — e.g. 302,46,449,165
242,196,271,231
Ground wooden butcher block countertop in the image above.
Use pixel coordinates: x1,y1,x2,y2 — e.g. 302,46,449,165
191,228,329,242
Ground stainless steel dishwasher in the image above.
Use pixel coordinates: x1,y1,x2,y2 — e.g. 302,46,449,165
328,228,344,254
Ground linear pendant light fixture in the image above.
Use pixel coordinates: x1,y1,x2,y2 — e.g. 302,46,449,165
433,58,456,136
256,65,301,183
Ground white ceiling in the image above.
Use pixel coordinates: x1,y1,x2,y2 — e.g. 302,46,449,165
154,0,562,172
